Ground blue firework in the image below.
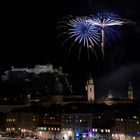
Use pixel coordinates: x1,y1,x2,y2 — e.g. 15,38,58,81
87,12,124,41
86,12,125,55
68,17,101,47
57,16,101,60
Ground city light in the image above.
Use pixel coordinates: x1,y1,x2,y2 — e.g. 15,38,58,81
76,133,79,137
89,133,92,137
82,134,86,138
57,16,101,60
61,130,73,140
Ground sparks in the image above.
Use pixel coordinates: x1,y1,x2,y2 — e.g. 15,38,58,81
57,16,101,60
86,12,125,56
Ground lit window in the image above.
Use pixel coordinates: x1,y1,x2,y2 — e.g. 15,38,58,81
101,129,104,133
80,119,82,122
121,118,123,121
57,128,60,131
137,121,139,124
112,134,114,137
133,116,137,119
95,129,97,132
133,137,136,140
108,129,110,133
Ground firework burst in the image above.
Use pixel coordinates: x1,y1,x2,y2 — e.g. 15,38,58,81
56,16,101,60
57,13,132,59
86,12,125,56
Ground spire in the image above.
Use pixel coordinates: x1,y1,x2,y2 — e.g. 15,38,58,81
87,73,94,85
108,90,113,99
86,74,95,101
128,81,133,90
128,81,134,100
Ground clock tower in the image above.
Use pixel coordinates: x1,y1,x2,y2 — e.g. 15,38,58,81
86,75,95,101
128,81,134,100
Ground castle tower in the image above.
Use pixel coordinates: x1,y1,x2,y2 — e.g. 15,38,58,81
128,81,134,100
85,75,95,101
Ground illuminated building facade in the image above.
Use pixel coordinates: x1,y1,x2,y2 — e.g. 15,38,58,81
61,113,92,139
85,75,95,101
111,118,125,136
5,112,34,135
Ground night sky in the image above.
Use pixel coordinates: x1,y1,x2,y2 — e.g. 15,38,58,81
0,1,140,99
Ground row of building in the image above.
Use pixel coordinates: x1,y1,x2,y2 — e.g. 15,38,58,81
0,102,138,140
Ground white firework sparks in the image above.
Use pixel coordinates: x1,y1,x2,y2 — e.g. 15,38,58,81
57,16,101,60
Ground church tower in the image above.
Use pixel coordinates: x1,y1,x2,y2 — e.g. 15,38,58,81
85,75,95,101
128,81,134,100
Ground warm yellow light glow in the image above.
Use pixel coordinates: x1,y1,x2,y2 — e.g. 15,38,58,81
39,131,42,135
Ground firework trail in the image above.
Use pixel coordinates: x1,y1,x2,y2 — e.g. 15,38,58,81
86,12,125,56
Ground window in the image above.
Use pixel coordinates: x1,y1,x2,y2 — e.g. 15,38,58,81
101,129,104,133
